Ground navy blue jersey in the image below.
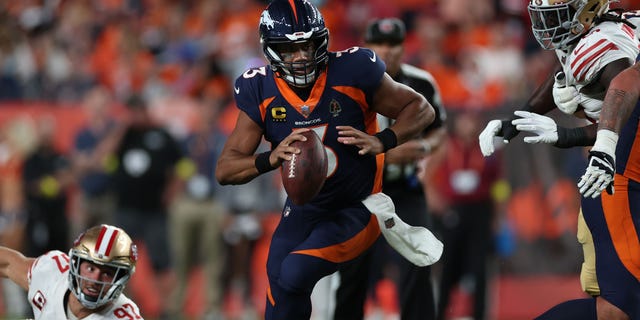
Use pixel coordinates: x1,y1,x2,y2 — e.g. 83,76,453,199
234,47,386,208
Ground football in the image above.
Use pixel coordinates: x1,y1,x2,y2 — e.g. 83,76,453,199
281,130,328,205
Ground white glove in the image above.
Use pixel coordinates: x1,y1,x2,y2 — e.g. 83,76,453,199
580,95,603,120
479,119,506,157
511,111,558,144
578,130,617,198
553,72,580,115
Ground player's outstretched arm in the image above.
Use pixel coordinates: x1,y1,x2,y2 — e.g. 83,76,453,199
511,111,597,147
578,62,640,198
479,69,559,156
0,247,34,290
597,62,640,136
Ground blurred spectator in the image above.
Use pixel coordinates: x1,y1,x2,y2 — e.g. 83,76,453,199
22,115,73,257
426,110,502,320
0,118,35,318
167,95,229,319
70,86,117,235
103,94,183,318
0,10,26,101
219,142,283,320
440,0,495,26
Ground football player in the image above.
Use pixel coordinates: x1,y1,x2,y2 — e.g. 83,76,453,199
215,0,437,319
478,1,640,319
0,224,141,319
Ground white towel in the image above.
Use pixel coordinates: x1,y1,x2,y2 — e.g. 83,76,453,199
362,192,443,267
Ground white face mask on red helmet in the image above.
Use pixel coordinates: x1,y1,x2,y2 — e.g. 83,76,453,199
68,224,137,309
528,0,611,50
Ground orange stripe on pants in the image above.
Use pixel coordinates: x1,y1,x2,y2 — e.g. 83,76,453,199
292,214,381,263
602,174,640,280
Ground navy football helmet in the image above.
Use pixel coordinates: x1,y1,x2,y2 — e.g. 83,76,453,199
259,0,329,87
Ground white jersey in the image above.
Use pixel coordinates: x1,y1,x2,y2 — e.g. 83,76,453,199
27,250,143,320
555,14,640,119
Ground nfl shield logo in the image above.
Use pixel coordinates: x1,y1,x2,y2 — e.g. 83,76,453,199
384,218,395,229
301,105,310,117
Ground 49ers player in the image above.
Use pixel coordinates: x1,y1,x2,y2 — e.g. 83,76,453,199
479,0,640,319
0,224,142,319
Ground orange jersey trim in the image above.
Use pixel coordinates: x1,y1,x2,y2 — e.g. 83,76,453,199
259,96,276,122
602,174,640,280
332,85,382,192
292,214,380,262
274,72,327,118
267,286,275,307
332,84,383,193
332,86,368,115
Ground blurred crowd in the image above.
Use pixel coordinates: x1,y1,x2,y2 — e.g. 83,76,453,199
0,0,639,319
0,0,541,107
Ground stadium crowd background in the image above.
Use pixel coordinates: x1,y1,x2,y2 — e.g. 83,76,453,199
0,0,639,319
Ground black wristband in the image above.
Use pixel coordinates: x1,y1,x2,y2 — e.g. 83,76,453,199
255,151,276,174
555,126,596,148
498,119,519,141
375,128,398,152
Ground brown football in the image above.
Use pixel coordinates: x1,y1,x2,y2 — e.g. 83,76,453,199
281,130,328,205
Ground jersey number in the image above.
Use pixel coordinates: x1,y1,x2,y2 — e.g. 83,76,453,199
114,303,142,319
243,66,267,79
309,125,337,177
52,254,69,273
335,47,359,58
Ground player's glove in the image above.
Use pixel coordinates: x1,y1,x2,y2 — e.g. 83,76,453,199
479,120,503,156
511,110,558,144
578,130,617,198
580,95,603,120
552,72,580,115
479,118,519,157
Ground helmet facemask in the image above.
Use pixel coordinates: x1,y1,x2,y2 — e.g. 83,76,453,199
68,255,132,309
262,32,328,87
528,0,610,50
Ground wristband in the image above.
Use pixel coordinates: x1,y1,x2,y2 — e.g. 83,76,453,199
375,128,398,152
499,119,519,141
555,126,595,148
255,151,276,174
592,129,618,157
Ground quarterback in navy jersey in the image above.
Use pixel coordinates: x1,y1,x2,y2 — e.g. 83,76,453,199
215,0,434,319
